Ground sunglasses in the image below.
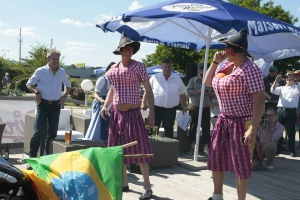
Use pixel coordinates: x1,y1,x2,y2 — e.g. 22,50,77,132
269,70,276,72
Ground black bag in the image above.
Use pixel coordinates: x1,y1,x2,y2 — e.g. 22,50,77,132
127,164,142,174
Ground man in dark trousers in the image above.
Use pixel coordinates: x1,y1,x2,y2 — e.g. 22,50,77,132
26,49,71,158
271,71,298,157
187,65,214,155
142,58,187,138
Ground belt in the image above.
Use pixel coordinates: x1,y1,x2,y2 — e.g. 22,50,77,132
278,107,296,110
41,98,60,104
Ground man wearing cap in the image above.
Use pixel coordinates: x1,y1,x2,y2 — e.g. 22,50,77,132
204,29,265,200
263,65,285,110
2,73,11,88
271,71,298,157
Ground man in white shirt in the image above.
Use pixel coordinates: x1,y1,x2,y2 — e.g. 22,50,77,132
142,58,187,138
271,71,299,157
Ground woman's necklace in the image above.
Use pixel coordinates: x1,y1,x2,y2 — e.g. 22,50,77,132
232,66,238,73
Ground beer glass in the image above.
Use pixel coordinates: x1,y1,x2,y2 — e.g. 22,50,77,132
152,126,158,138
65,124,71,144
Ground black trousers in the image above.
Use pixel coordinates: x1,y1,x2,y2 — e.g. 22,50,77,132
154,105,177,138
188,105,211,149
277,108,296,153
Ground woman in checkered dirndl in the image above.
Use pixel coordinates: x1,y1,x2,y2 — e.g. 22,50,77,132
203,29,265,200
100,32,155,199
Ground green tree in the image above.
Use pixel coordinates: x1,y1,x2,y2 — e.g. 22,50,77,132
22,42,49,70
228,0,299,25
228,0,300,73
142,44,217,73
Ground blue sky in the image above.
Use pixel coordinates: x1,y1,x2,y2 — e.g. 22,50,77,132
0,0,299,68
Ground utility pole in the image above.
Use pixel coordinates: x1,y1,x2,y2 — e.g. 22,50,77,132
17,28,23,62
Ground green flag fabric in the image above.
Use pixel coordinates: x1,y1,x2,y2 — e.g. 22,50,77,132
23,146,123,200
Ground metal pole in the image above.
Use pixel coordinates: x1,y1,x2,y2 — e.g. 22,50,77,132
17,28,23,62
194,29,212,161
84,92,88,110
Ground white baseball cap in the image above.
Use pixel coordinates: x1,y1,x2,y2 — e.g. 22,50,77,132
5,73,9,75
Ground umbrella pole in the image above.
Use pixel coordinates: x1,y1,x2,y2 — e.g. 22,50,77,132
194,36,212,161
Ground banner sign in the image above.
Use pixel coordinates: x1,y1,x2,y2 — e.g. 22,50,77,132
0,100,35,143
75,63,85,68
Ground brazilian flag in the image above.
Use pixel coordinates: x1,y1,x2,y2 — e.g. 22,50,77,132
22,146,123,200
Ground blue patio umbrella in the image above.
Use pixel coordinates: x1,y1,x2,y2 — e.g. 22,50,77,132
94,67,107,75
96,0,300,160
147,65,185,77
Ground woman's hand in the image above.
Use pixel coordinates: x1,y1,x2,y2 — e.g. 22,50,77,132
100,106,108,120
243,127,256,145
213,51,227,64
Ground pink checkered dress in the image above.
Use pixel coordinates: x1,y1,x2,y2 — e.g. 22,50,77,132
107,60,153,165
107,60,148,105
207,59,265,179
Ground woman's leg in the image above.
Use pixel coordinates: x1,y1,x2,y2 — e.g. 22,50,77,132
236,178,248,200
139,163,151,188
212,171,224,194
123,165,128,186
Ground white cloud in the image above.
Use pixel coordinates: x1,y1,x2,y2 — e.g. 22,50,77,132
0,27,37,38
60,18,93,27
94,14,112,22
298,7,300,11
64,41,97,56
129,1,143,11
0,21,5,27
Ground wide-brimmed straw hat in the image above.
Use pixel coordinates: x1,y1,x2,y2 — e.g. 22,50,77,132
113,32,140,55
219,29,252,58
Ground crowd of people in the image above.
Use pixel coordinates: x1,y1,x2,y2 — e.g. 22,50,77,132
24,30,300,200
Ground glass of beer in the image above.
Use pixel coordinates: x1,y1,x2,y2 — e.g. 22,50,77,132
152,126,158,138
65,125,71,144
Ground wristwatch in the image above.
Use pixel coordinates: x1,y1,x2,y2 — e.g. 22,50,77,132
62,94,68,98
35,91,40,95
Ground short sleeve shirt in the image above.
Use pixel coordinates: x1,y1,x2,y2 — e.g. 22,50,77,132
107,60,148,105
212,59,265,117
